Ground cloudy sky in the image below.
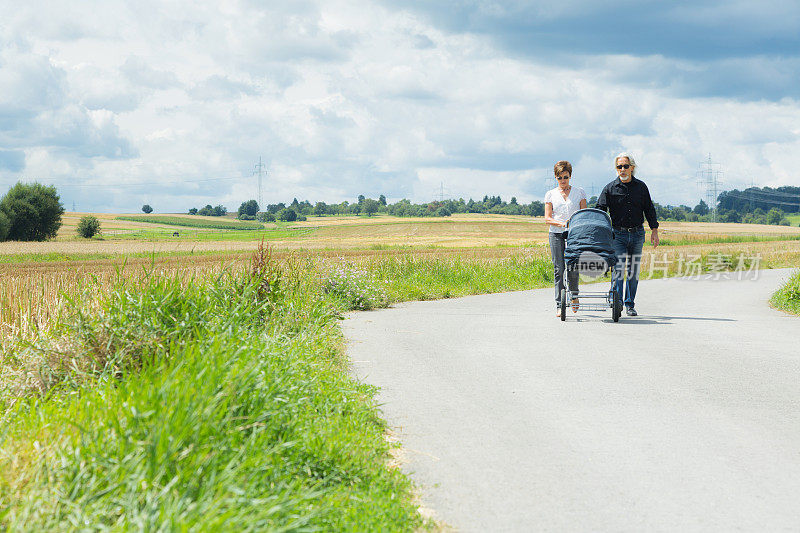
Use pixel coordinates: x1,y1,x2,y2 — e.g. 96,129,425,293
1,0,799,213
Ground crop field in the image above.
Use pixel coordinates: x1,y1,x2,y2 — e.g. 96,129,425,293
2,212,800,529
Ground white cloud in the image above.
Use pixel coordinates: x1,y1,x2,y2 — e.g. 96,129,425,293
0,0,798,213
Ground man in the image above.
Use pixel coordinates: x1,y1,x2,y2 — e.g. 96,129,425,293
595,152,659,316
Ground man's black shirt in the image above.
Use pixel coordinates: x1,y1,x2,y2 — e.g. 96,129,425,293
595,176,659,229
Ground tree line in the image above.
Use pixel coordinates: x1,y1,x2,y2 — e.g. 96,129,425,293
199,195,548,222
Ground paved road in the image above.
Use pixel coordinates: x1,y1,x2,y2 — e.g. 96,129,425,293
343,269,800,532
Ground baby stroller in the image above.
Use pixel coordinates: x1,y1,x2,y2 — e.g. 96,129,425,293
560,208,622,322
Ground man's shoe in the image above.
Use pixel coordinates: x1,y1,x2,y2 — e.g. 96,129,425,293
626,307,638,316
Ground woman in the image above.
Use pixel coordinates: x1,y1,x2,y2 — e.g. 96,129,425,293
544,160,587,315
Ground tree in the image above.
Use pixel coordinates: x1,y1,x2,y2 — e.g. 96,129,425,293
238,199,259,219
0,182,64,241
77,215,101,238
0,211,9,241
693,200,709,216
142,204,153,214
197,204,214,216
212,205,227,216
379,194,387,206
188,208,198,215
766,208,784,225
314,202,328,217
278,208,297,222
362,198,380,217
357,194,365,205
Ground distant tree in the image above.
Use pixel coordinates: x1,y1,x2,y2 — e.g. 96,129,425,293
188,207,198,215
358,195,365,205
0,182,64,241
197,204,214,216
0,212,9,241
587,196,598,208
351,203,361,215
693,200,709,216
766,208,784,225
259,212,276,222
278,208,297,222
77,215,101,238
212,205,227,216
379,194,387,206
238,199,259,219
142,204,153,214
314,202,328,217
528,201,545,217
362,198,380,217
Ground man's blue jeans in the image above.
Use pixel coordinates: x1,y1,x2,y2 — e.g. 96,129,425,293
612,226,645,308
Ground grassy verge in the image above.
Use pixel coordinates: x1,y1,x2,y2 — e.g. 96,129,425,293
0,247,556,530
770,269,800,315
0,251,426,530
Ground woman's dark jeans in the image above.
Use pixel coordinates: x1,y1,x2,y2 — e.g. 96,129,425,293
549,231,579,306
611,226,645,308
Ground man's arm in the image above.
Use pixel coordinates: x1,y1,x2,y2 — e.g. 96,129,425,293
595,184,609,212
641,183,659,230
642,183,659,247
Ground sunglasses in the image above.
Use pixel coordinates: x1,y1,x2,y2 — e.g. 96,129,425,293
616,164,631,170
557,176,570,180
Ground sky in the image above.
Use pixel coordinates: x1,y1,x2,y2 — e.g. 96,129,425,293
1,0,799,213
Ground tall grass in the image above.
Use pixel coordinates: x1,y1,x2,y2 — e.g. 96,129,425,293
770,269,800,315
0,248,425,530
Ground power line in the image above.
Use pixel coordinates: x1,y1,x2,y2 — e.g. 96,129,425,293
722,191,800,207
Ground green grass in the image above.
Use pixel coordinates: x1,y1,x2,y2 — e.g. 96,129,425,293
0,247,559,530
786,214,800,227
0,253,427,530
655,234,800,247
116,215,265,230
770,269,800,315
108,227,312,242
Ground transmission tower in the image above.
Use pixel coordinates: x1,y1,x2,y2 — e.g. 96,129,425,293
253,157,267,209
697,154,723,223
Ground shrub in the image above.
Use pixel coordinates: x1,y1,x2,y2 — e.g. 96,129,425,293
142,204,153,214
77,215,101,238
0,181,64,241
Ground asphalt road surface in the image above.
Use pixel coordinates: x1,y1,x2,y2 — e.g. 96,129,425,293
343,269,800,532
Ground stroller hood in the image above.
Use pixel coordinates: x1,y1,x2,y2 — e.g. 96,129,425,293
564,208,617,269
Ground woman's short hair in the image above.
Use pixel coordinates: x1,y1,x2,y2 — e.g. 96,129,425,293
554,160,572,177
614,152,637,175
